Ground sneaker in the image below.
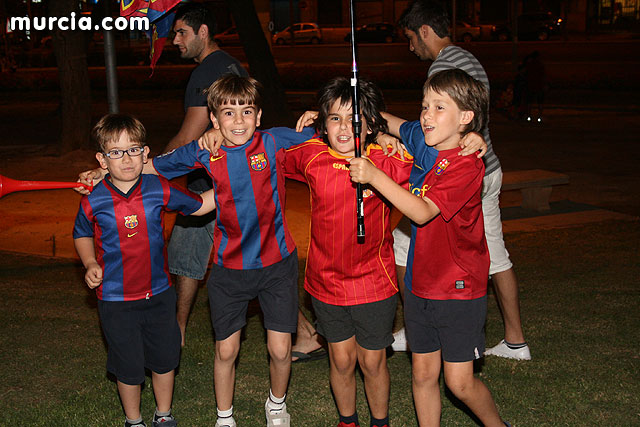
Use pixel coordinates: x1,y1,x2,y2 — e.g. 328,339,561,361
153,412,177,427
265,400,290,426
485,339,531,360
337,423,360,427
125,421,146,427
391,327,409,352
214,418,236,427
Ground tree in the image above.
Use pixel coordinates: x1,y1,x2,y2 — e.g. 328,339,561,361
49,0,92,151
225,0,293,127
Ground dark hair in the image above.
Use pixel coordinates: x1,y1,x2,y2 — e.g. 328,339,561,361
174,2,217,41
398,0,450,38
92,114,146,152
315,77,387,148
206,74,262,114
424,69,488,136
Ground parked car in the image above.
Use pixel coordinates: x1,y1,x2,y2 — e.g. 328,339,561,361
272,23,322,45
518,12,563,40
492,12,563,41
214,27,241,46
452,21,481,42
344,22,397,43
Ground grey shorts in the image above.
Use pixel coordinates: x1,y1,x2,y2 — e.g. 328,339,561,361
405,290,486,362
167,215,215,280
311,294,398,350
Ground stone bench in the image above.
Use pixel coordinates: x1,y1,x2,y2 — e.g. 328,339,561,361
502,169,570,212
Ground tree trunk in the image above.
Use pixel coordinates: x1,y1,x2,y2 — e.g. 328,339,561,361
225,0,293,127
49,0,92,152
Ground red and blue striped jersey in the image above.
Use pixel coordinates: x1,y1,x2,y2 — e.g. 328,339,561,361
73,175,203,301
153,127,314,270
283,139,413,306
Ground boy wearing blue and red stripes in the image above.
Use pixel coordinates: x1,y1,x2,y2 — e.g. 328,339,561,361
73,114,216,427
141,75,314,427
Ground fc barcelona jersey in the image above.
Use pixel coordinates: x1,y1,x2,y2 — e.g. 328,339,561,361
153,127,315,269
399,121,488,300
284,139,413,306
73,175,203,301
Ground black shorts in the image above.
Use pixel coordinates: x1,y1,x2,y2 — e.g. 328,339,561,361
97,287,181,385
404,290,487,362
311,294,397,350
207,250,299,341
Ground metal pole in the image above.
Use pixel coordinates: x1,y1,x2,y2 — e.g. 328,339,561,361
349,0,364,240
103,0,119,113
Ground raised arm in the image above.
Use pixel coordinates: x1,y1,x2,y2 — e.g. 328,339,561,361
380,111,407,138
163,106,210,154
349,157,439,225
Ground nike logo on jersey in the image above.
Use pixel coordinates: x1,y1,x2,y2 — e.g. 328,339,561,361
127,232,138,238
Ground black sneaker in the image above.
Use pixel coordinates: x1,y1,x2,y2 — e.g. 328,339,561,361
124,421,146,427
153,413,177,427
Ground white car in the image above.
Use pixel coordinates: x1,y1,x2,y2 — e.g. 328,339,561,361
272,23,322,45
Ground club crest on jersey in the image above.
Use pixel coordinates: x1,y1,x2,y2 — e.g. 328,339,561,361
435,158,450,176
363,188,374,198
250,153,268,171
124,215,138,229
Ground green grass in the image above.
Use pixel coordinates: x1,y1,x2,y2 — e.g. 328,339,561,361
1,220,639,426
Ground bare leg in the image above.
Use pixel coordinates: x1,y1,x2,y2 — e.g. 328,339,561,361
291,309,323,361
492,268,525,344
151,370,175,414
266,330,292,398
118,381,141,421
411,351,442,426
356,345,389,420
396,264,406,301
214,330,242,411
443,361,503,427
328,337,358,417
175,275,199,347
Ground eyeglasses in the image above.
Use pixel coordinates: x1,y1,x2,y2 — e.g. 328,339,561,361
103,146,145,159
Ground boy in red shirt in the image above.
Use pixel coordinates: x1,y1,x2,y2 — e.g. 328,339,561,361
350,69,510,427
283,77,412,427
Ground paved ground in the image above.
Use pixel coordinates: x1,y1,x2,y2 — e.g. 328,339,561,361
0,87,638,260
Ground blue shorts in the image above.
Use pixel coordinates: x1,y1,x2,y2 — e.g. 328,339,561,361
97,287,181,385
207,250,299,341
167,213,215,280
404,290,487,362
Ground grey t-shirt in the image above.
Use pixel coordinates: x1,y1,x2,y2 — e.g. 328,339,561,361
429,45,500,176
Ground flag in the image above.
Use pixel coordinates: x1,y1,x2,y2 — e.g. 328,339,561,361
120,0,182,73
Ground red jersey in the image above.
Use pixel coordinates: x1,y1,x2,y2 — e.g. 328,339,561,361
284,139,413,306
405,147,488,300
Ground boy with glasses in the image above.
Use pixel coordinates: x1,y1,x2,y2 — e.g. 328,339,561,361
73,113,215,427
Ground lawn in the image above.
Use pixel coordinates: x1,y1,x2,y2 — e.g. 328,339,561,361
0,220,638,426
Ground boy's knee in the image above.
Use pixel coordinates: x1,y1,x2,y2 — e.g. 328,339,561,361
444,375,475,399
359,352,386,378
216,340,240,363
331,351,357,374
267,341,291,364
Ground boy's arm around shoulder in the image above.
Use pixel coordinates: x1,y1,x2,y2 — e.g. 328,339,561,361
152,140,204,180
191,189,216,216
349,156,439,225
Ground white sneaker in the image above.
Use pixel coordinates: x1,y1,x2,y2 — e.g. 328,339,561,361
391,327,409,352
215,417,236,427
265,400,290,427
484,340,531,360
